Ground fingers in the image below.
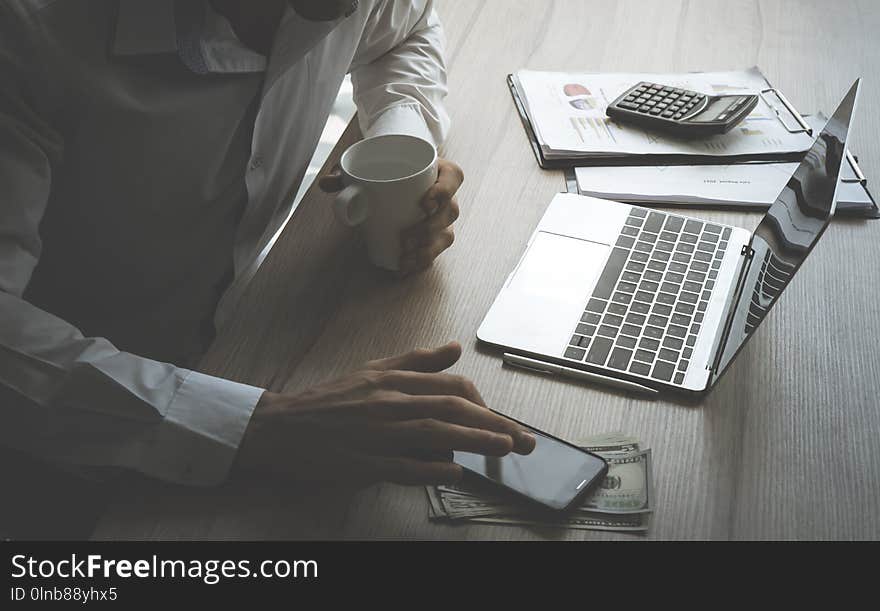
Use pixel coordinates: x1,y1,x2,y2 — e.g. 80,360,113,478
420,159,464,216
318,165,344,193
368,455,463,485
369,419,514,456
399,228,455,276
401,198,459,252
371,370,487,406
380,395,536,455
366,341,462,373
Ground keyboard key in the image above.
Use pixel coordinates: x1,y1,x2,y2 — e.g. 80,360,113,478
662,336,684,350
693,251,712,263
692,261,710,272
676,242,695,254
674,372,685,385
647,260,666,272
639,280,659,292
616,235,636,249
626,261,646,273
635,241,653,253
643,325,663,339
672,252,690,263
617,281,637,293
698,300,708,312
625,216,644,227
644,211,665,233
612,292,633,304
639,338,660,351
634,349,656,363
702,290,711,301
711,259,722,269
687,271,706,283
608,347,633,370
667,324,687,338
565,346,586,360
694,312,704,323
683,280,701,293
570,335,585,346
683,347,693,359
664,216,684,232
672,313,690,326
697,241,715,253
644,270,663,282
631,301,650,314
686,334,697,347
576,323,597,336
578,336,591,348
648,314,668,327
581,312,601,324
722,227,732,239
651,303,672,316
640,231,658,243
651,360,675,382
586,298,606,313
631,251,650,263
608,303,628,316
709,270,718,279
656,292,675,305
665,271,684,284
630,361,652,376
677,359,689,371
660,231,678,242
592,248,630,300
680,291,699,304
703,232,720,243
598,324,618,338
622,271,641,283
653,250,671,262
586,337,613,365
680,232,698,244
630,208,648,218
690,323,701,335
603,313,624,327
655,240,674,252
635,290,654,303
626,312,647,325
684,219,703,234
659,347,679,362
621,323,642,337
621,225,639,237
616,335,637,349
704,223,722,234
675,302,695,315
660,281,680,294
705,280,715,290
669,262,688,274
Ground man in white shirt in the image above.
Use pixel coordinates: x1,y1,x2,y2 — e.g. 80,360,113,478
0,0,535,535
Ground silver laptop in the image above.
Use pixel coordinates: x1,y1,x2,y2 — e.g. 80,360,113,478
478,80,860,395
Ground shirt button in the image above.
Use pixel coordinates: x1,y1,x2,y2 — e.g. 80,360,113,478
250,156,263,170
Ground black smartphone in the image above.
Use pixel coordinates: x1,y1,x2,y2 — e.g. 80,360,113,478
453,415,608,513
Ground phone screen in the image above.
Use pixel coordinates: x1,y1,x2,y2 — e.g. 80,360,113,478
453,429,608,511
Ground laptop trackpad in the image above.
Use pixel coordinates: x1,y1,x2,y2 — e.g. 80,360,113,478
508,231,610,305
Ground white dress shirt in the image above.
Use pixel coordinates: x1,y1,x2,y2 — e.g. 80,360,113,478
0,0,449,485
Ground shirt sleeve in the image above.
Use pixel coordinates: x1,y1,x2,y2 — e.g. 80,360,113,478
349,0,450,146
0,9,263,487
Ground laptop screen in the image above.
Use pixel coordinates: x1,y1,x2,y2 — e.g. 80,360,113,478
711,80,859,380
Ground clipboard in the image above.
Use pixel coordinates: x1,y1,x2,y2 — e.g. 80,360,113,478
508,73,812,169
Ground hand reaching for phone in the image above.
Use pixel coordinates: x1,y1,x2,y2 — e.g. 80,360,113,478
233,342,536,486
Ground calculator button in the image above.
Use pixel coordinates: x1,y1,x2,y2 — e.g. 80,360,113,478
619,101,639,110
673,88,684,94
650,95,662,102
657,103,668,109
645,100,656,106
661,111,673,117
680,95,691,102
649,108,662,115
639,105,651,112
625,95,636,101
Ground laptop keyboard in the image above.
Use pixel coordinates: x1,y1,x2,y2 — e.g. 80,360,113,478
565,208,731,385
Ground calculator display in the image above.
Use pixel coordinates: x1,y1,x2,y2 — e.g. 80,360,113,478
691,97,742,122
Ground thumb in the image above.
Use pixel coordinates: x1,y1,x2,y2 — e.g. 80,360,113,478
366,341,462,373
319,165,344,193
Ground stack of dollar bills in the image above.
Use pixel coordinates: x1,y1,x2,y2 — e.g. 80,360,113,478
426,433,653,533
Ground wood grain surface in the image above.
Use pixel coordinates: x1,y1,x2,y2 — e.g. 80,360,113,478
94,0,880,540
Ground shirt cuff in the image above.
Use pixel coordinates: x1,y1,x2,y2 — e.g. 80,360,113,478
363,103,436,146
145,370,264,486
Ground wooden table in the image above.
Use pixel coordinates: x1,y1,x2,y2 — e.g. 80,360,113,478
93,0,880,540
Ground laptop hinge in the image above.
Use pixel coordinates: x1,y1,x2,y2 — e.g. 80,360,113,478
707,241,755,375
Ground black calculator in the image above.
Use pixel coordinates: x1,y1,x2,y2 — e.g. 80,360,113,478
606,82,759,137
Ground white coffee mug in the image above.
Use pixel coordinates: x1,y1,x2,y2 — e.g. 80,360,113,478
334,134,438,271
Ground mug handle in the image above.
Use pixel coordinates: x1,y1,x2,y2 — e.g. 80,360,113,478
334,185,370,227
